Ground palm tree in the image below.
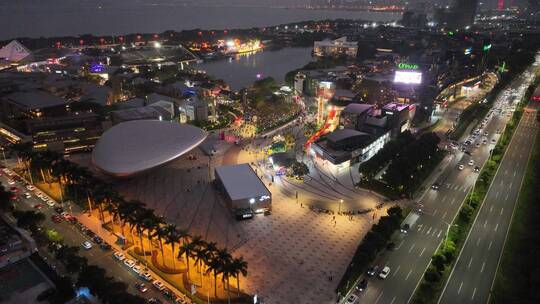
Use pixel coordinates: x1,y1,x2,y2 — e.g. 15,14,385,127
205,256,223,298
142,214,162,262
164,224,183,270
193,240,209,286
178,235,203,282
230,257,248,297
129,207,154,259
219,252,234,304
121,200,145,244
152,222,170,266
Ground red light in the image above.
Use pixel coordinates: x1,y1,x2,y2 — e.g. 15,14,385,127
198,31,203,36
79,39,84,45
137,35,142,40
119,36,124,42
154,34,159,38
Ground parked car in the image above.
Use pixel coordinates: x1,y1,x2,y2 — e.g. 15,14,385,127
135,282,148,293
458,164,464,170
139,272,152,281
46,200,55,207
113,251,125,261
346,294,358,304
99,243,112,251
431,183,440,190
132,265,143,274
356,279,368,292
366,265,379,276
82,241,93,250
401,224,410,233
468,159,474,166
474,166,480,173
26,185,36,191
124,259,136,268
92,236,103,244
23,192,31,199
152,280,165,291
379,266,391,279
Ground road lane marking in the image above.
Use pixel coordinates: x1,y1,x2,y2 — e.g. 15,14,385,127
437,230,442,238
495,192,499,199
468,257,473,269
393,265,401,278
409,244,416,253
481,262,485,273
490,205,493,213
420,247,426,257
477,237,481,247
405,269,412,281
500,207,504,216
505,193,509,201
484,220,488,228
514,171,517,177
432,229,437,237
489,240,493,250
433,209,438,216
495,223,499,232
427,227,432,234
472,287,477,300
509,182,513,188
451,198,456,205
374,292,383,304
442,211,448,220
441,197,447,203
458,281,463,295
390,297,396,304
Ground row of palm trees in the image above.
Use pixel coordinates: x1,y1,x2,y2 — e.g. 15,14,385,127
11,143,248,303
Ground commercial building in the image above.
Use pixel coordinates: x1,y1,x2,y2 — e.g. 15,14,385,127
214,164,271,219
92,120,206,177
314,37,358,58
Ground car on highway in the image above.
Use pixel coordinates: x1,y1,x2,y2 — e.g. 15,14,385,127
152,280,165,291
475,142,481,148
458,164,464,170
491,138,497,144
355,279,368,292
135,282,148,293
162,288,175,300
474,166,480,173
148,298,162,304
139,272,152,281
124,259,136,268
366,265,379,276
401,223,410,233
132,265,143,274
26,184,36,191
431,183,440,190
23,192,31,199
483,139,488,145
379,266,391,279
346,294,358,303
82,241,93,250
46,200,55,207
113,251,126,261
7,179,15,185
468,159,474,166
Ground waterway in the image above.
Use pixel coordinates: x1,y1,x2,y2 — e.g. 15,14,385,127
0,1,400,40
195,47,313,90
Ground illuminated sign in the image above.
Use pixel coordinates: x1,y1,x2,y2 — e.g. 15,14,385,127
464,47,472,55
483,44,492,52
90,63,105,73
394,71,422,84
397,63,419,70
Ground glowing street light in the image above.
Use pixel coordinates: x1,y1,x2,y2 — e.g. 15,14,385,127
154,41,161,49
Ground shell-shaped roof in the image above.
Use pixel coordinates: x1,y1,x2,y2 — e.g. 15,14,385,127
92,120,206,177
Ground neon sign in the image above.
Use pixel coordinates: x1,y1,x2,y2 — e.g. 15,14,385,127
397,63,419,70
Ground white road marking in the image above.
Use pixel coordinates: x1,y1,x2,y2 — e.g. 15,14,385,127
468,257,473,269
432,229,437,237
374,292,383,304
472,287,477,300
477,237,481,247
390,296,396,304
495,223,499,232
451,198,456,205
514,171,517,177
500,208,504,215
509,182,513,188
409,244,416,253
393,265,401,278
420,247,426,257
405,270,412,281
495,192,499,199
480,262,485,273
442,211,448,220
441,197,447,203
427,227,432,234
484,220,488,228
490,205,494,213
437,230,442,238
505,193,509,201
489,240,493,250
433,209,438,216
458,281,463,295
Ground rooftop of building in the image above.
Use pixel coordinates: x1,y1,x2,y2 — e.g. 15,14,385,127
342,103,374,115
327,128,370,143
215,163,271,201
3,90,68,110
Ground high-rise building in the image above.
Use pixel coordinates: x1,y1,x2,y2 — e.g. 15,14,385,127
449,0,479,28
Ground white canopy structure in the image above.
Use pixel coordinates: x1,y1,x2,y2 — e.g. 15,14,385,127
0,40,33,62
92,120,207,177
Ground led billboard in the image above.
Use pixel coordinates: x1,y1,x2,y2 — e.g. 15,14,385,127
394,71,422,84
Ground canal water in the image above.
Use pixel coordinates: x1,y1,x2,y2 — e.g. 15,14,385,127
196,47,313,90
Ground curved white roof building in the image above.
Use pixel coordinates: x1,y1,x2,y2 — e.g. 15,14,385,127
92,120,206,177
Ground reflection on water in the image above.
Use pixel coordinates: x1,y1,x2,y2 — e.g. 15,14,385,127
195,47,313,90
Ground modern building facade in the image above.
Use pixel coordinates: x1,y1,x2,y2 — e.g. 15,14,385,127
314,37,358,58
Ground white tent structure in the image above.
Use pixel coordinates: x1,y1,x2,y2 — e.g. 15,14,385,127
0,40,33,63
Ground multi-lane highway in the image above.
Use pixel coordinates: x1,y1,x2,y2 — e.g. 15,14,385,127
438,101,539,304
351,60,539,304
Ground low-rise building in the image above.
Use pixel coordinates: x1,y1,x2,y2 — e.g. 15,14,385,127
314,37,358,58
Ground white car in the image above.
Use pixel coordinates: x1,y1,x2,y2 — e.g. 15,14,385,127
346,294,358,303
379,266,391,279
152,280,165,291
39,195,48,202
132,265,143,274
46,200,56,207
113,251,126,261
7,180,15,185
458,164,464,170
26,185,36,191
139,272,152,281
468,160,474,166
124,259,136,268
82,241,93,250
491,138,497,144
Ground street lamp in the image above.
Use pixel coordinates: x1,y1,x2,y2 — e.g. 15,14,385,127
443,221,458,248
0,147,6,166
